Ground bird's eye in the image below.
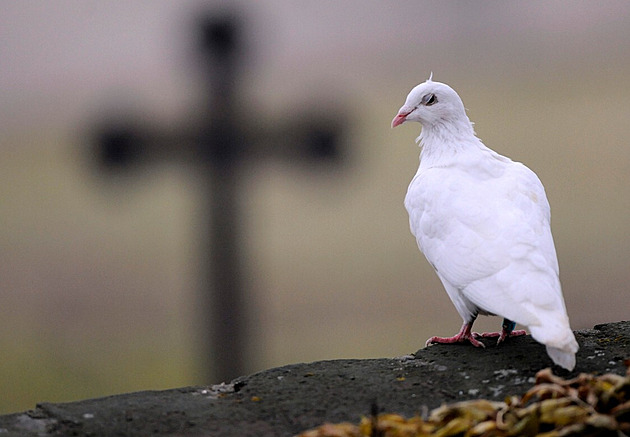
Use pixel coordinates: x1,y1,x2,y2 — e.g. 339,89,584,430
422,93,437,106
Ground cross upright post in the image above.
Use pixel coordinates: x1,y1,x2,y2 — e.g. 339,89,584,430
197,13,248,382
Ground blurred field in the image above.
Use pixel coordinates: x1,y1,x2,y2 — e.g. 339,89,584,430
1,1,630,414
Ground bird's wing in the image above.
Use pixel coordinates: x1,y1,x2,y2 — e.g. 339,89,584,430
407,159,562,327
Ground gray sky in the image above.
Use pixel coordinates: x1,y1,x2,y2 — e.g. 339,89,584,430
2,1,630,132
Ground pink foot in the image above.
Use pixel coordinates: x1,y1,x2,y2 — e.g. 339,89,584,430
425,322,485,348
473,326,527,345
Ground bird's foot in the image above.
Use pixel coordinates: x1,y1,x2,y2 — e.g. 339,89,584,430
472,319,526,345
425,322,485,348
472,329,527,343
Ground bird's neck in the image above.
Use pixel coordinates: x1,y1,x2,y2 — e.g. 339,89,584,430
417,119,484,168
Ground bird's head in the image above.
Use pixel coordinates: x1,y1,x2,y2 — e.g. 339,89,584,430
391,78,469,130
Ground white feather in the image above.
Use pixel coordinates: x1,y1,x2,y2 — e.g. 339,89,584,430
395,79,578,370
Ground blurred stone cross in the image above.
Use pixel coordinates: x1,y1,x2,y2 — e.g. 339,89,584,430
91,10,347,382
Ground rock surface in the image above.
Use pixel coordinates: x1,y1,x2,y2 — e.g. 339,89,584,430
1,321,628,436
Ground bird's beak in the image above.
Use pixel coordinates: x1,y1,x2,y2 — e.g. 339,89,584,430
391,107,413,128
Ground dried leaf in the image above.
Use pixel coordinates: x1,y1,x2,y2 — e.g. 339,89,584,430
297,365,630,437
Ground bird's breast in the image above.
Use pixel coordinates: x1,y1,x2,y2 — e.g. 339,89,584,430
405,165,516,253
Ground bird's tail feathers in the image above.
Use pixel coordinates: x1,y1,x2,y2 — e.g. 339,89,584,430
530,323,578,371
546,345,576,371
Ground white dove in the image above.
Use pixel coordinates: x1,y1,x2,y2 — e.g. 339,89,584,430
392,77,578,370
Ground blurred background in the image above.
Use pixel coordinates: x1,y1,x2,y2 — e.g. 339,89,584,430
1,1,629,414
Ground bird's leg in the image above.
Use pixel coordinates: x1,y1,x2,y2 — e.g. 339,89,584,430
472,318,527,345
499,319,527,343
425,318,485,348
